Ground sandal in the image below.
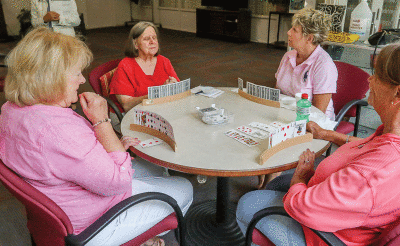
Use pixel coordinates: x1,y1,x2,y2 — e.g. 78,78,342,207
141,237,165,246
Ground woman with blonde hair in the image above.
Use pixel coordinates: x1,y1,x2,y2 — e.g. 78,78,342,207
259,8,337,189
237,43,400,246
0,27,192,246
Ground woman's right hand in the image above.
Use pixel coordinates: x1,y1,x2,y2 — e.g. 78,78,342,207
164,76,177,85
43,11,60,23
79,92,109,125
307,121,326,140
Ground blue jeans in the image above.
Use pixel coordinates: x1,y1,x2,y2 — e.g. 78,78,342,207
236,190,306,246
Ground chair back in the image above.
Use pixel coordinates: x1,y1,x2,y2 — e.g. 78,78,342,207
0,159,73,246
88,59,121,95
332,61,370,118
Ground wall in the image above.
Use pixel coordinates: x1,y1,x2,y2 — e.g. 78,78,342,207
2,0,30,36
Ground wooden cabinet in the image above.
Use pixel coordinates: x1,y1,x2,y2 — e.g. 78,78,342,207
196,8,251,42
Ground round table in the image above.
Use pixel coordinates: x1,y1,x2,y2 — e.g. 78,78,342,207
121,87,330,246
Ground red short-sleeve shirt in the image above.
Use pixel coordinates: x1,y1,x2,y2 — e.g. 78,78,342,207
109,55,179,111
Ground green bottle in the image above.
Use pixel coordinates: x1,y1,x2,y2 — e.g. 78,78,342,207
296,93,311,122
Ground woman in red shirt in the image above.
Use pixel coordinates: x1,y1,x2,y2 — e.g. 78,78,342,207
109,21,179,112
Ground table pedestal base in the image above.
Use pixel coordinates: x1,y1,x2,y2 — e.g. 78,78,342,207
185,200,245,246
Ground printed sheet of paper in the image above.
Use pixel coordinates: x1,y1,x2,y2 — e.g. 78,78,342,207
49,0,75,26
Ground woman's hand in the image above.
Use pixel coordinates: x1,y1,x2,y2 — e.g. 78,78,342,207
290,149,315,187
120,136,141,150
164,76,178,85
43,11,60,23
79,92,109,125
307,121,327,140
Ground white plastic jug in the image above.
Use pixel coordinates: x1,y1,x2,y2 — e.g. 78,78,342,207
349,0,372,42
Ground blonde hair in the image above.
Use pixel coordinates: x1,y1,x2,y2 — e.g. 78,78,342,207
125,21,160,58
292,8,332,45
374,43,400,86
5,27,93,106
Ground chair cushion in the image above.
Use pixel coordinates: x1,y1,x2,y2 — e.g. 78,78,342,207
335,121,355,135
99,68,117,97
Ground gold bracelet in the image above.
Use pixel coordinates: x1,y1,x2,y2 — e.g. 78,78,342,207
346,135,350,144
93,118,111,127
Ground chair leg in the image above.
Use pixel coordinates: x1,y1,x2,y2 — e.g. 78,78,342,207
325,145,332,157
353,105,362,137
30,235,37,246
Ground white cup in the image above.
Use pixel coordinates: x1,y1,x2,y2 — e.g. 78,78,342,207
295,93,303,103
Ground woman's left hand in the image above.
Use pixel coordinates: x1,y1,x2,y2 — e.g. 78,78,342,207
120,136,141,150
290,149,316,187
164,76,178,85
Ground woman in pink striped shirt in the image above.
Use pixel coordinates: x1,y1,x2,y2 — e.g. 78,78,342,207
237,43,400,245
0,27,192,246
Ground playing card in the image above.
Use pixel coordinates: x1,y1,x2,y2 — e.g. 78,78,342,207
270,88,280,102
140,138,163,148
238,78,243,90
225,130,259,147
294,120,307,137
236,125,268,139
148,87,152,99
246,82,250,93
248,82,254,96
153,86,160,99
265,87,270,100
184,78,191,92
255,85,260,98
172,83,177,95
277,122,295,142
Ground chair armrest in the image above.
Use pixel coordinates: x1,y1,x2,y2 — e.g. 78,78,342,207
65,192,185,246
334,99,368,129
103,96,123,122
246,206,346,246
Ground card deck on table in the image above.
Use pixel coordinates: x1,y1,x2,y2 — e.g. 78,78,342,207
236,125,269,139
140,138,163,148
238,78,244,90
225,129,259,147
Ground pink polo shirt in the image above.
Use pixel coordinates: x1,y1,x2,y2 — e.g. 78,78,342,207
284,125,400,245
0,102,133,234
276,45,338,120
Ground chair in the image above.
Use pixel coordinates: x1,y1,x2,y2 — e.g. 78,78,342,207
0,159,186,246
88,59,124,133
326,61,370,156
246,206,400,246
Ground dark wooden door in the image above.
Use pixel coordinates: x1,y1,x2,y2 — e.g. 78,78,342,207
0,0,8,38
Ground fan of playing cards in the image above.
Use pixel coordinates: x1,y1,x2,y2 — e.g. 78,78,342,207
130,109,177,151
238,78,280,102
147,78,191,99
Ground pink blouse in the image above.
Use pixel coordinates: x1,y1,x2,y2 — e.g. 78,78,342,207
0,102,133,234
276,45,337,120
284,125,400,245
